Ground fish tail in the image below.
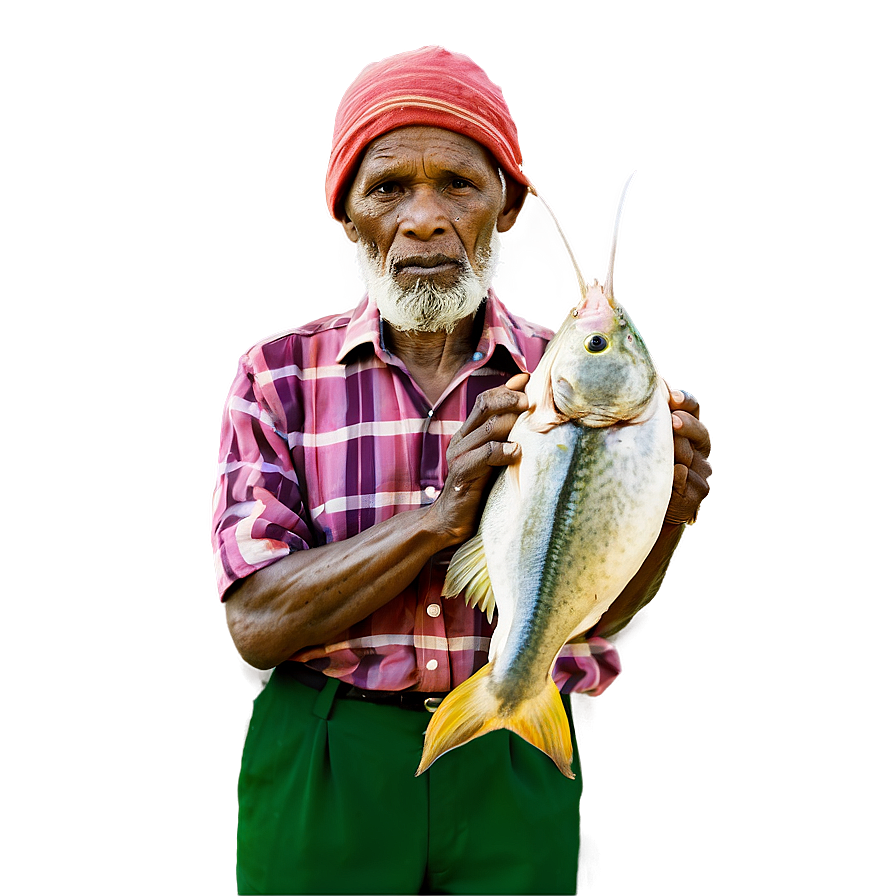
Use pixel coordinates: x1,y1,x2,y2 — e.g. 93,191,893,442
415,664,575,779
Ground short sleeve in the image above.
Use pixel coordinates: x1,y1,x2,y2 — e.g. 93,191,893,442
211,354,312,599
552,634,622,696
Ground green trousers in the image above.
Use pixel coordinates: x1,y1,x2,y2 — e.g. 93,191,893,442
236,667,583,895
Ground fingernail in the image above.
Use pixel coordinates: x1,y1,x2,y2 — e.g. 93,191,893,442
672,390,684,403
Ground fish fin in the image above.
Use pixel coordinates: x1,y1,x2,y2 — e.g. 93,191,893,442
506,457,522,496
525,372,571,433
416,664,575,779
442,531,497,623
416,664,504,776
529,409,571,433
522,316,574,433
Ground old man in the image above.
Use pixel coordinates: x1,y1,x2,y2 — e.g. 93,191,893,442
213,46,711,895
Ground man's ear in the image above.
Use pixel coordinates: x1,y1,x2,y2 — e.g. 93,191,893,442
496,179,528,233
339,206,360,243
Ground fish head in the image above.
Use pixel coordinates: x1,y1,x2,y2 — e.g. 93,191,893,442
533,281,659,428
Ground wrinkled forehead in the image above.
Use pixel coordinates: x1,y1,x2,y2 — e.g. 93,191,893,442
351,126,502,186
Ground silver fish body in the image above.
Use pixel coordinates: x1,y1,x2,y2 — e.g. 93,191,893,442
417,282,674,779
485,384,672,687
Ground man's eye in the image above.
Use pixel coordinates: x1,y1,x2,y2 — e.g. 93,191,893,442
450,178,471,189
373,182,400,195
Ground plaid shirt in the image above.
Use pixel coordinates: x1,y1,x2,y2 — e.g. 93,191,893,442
212,292,621,695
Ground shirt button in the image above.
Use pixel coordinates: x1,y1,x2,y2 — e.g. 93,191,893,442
427,409,434,417
426,659,439,671
424,486,440,499
426,604,441,618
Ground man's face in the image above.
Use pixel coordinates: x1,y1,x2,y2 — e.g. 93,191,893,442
341,126,524,331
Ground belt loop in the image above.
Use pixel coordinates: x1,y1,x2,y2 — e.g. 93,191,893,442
312,677,341,721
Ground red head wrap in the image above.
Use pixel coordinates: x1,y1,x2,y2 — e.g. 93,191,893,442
325,46,530,219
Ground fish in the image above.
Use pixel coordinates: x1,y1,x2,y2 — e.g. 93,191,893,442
416,186,674,779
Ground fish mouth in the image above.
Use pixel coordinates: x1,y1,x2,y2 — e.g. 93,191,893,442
554,374,655,425
552,376,596,424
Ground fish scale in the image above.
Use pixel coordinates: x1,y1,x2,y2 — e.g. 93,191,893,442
511,431,600,660
503,425,640,681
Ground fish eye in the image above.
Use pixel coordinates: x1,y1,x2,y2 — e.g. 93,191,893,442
584,333,609,354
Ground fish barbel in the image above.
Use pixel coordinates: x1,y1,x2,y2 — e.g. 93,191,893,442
416,202,674,779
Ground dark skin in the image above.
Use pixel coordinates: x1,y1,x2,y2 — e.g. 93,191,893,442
225,126,711,669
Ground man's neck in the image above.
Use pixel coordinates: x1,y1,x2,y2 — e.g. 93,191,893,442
383,309,482,407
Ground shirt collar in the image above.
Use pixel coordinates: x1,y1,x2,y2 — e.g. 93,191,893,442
335,290,533,374
474,289,533,374
335,293,386,364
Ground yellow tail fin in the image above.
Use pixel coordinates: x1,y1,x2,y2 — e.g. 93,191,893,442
415,663,575,779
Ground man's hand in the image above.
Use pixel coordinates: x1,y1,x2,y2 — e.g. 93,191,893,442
666,389,712,525
430,373,530,543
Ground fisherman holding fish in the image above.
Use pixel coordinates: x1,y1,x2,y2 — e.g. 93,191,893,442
213,46,711,895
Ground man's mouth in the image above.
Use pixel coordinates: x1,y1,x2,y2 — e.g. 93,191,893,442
392,254,463,279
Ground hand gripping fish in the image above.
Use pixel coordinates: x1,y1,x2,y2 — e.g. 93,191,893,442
416,183,674,779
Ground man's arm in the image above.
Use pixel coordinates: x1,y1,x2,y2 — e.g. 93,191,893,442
225,376,531,669
596,389,712,637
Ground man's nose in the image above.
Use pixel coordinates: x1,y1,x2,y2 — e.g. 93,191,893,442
398,187,451,240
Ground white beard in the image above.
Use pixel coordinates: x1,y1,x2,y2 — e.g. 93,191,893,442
356,231,501,333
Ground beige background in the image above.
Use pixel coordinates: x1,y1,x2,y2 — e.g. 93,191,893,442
4,1,893,893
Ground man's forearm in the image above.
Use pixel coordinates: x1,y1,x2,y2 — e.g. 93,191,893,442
223,379,532,671
595,522,686,637
225,506,455,669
